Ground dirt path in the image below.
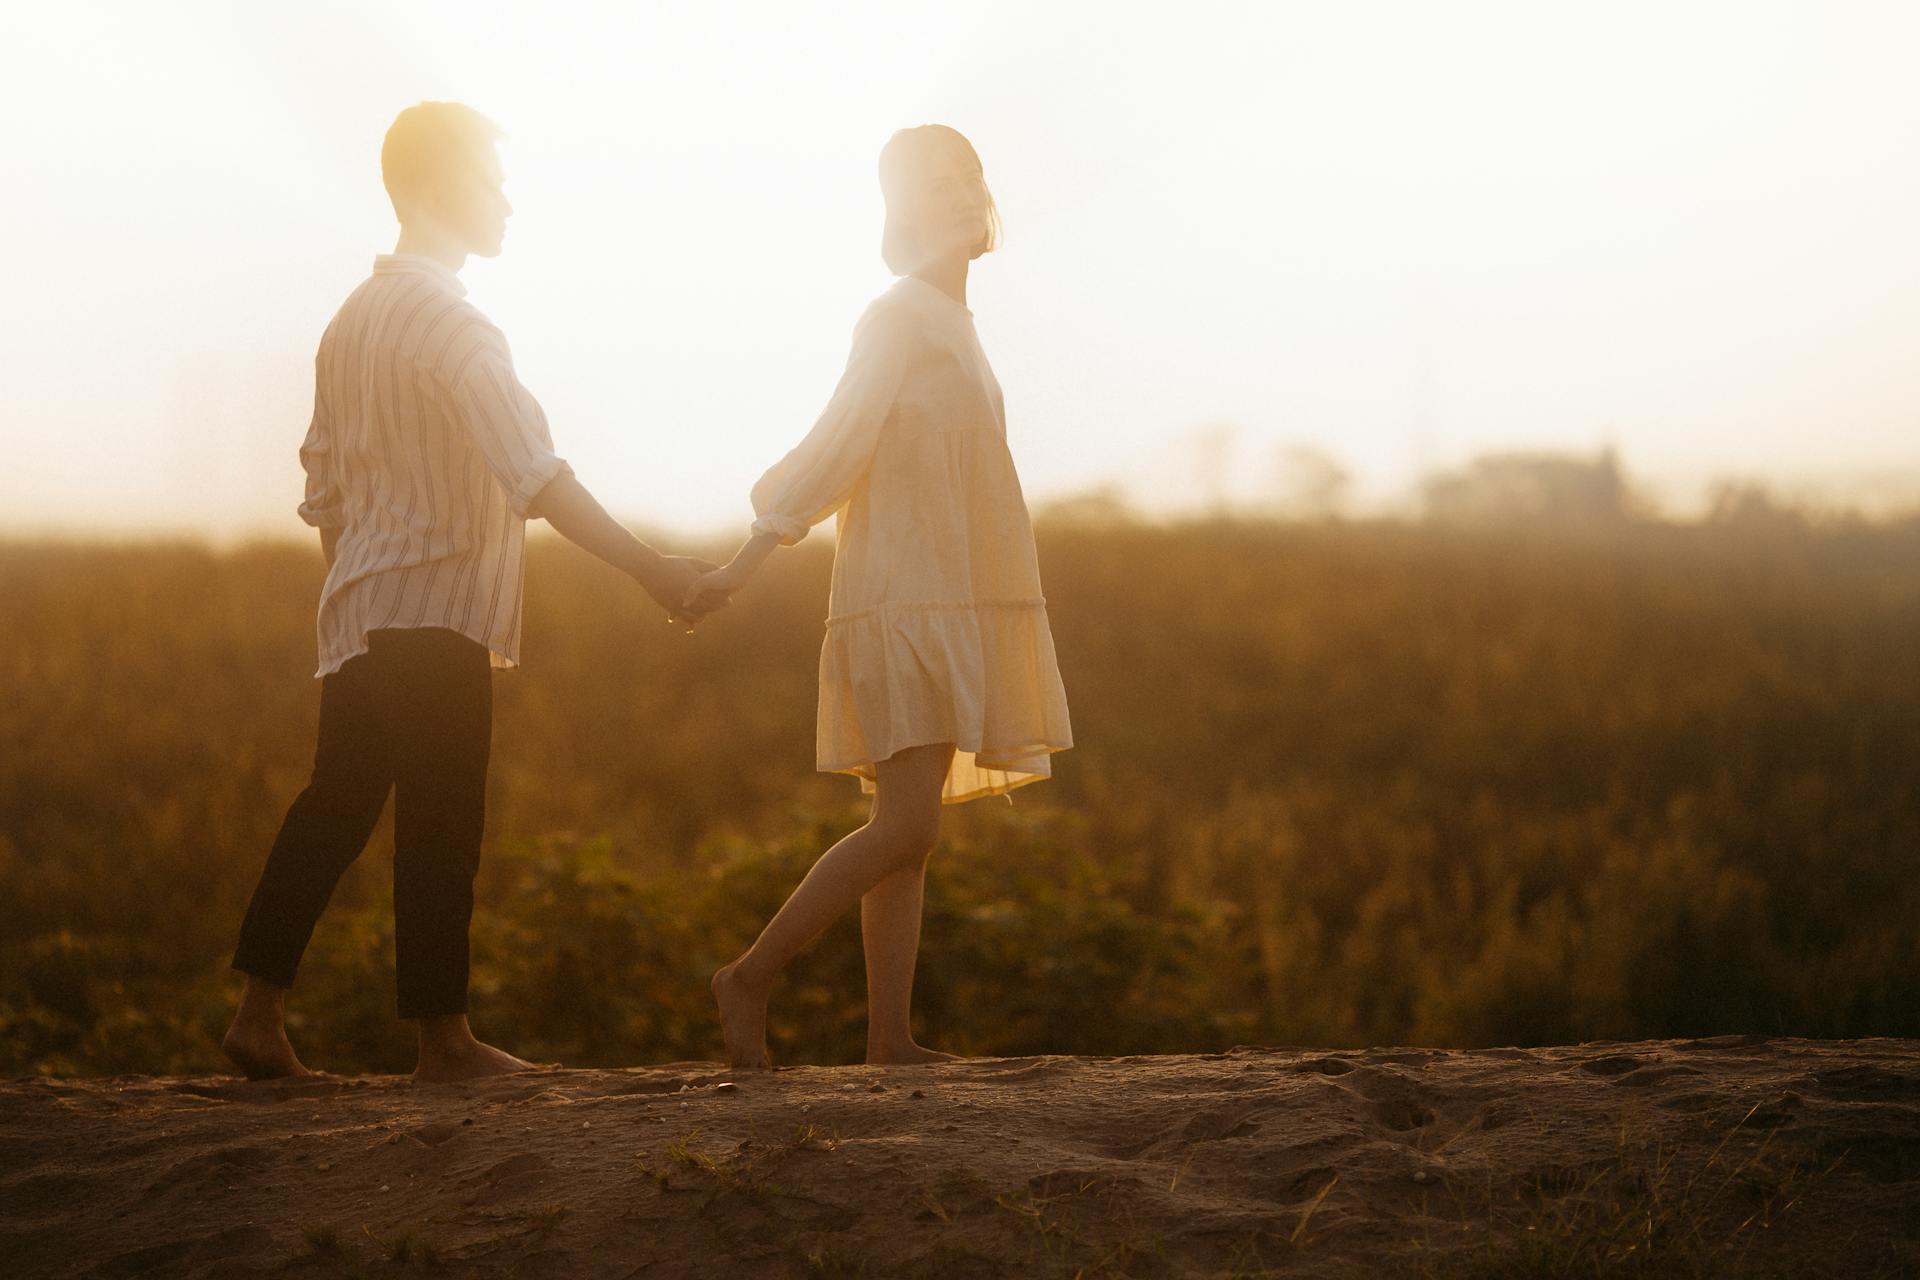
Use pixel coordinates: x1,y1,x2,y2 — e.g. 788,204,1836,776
3,1038,1917,1277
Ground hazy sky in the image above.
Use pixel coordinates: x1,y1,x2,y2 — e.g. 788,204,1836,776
5,0,1918,537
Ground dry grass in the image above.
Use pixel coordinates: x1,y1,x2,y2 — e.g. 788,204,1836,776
4,518,1920,1077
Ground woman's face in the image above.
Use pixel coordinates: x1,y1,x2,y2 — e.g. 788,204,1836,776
913,163,990,259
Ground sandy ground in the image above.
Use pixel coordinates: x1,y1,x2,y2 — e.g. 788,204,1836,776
2,1037,1917,1278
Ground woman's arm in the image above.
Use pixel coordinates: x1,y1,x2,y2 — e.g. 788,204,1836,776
684,299,911,617
746,301,910,543
682,529,780,613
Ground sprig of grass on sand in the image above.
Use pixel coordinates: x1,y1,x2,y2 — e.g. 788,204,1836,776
298,1222,341,1257
363,1225,442,1269
1416,1102,1851,1278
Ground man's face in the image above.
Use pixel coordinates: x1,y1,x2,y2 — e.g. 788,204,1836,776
439,146,512,258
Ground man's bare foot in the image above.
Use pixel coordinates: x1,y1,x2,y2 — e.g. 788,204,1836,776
412,1013,538,1084
221,1018,313,1081
711,961,773,1069
413,1038,536,1084
867,1041,961,1066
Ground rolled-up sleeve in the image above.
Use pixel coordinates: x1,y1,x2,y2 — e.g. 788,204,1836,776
749,301,912,546
296,349,346,529
438,323,573,518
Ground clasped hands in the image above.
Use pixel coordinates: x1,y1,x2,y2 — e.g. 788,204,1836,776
640,555,747,634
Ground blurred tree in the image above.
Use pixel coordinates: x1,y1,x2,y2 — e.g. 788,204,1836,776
1267,442,1352,520
1189,421,1239,515
1704,479,1811,528
1420,446,1652,527
1032,484,1139,527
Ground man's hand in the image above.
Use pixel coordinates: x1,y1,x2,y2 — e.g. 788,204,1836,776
641,555,724,630
680,564,742,621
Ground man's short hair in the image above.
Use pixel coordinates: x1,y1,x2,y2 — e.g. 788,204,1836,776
380,102,503,217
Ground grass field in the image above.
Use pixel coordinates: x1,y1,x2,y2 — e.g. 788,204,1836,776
4,513,1918,1076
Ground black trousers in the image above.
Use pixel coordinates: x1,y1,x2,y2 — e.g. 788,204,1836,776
233,627,493,1018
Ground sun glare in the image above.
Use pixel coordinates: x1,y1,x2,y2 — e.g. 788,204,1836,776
3,1,1919,535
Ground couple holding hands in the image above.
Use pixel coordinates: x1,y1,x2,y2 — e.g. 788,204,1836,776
223,102,1073,1082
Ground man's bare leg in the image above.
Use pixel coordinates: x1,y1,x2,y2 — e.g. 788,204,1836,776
222,976,313,1080
412,1014,537,1083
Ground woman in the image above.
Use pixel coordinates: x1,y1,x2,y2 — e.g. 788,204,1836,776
689,125,1072,1068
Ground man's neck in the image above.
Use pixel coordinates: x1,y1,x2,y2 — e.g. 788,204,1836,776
392,227,467,275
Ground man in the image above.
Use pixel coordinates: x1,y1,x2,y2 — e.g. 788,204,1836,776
223,102,718,1082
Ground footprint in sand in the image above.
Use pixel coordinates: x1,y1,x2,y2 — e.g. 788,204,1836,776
1805,1065,1920,1103
1735,1091,1805,1130
1177,1108,1265,1142
962,1058,1073,1083
465,1152,555,1207
1326,1066,1444,1134
410,1120,464,1147
1674,1033,1771,1052
1474,1048,1543,1062
99,1225,271,1275
1470,1098,1529,1132
601,1076,692,1096
1111,1105,1268,1158
1371,1096,1435,1132
161,1143,279,1185
165,1077,354,1103
1611,1064,1707,1089
480,1152,552,1184
1356,1050,1446,1069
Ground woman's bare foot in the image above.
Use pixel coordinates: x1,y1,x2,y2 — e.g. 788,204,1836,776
867,1040,961,1066
412,1014,537,1084
221,1017,313,1080
711,961,773,1069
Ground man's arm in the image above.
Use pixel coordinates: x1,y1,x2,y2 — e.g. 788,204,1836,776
528,471,719,625
431,324,717,626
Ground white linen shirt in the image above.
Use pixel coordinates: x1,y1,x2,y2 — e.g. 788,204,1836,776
298,254,571,677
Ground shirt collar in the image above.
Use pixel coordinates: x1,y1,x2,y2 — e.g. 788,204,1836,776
894,273,972,318
372,253,468,298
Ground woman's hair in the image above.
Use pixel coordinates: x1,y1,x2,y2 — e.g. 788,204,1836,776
380,101,504,219
879,125,1002,275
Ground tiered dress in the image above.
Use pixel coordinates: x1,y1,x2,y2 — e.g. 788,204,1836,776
750,275,1073,803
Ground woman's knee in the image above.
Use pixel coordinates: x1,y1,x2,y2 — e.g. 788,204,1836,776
874,807,940,867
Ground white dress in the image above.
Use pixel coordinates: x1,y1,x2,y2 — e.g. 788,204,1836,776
750,275,1073,803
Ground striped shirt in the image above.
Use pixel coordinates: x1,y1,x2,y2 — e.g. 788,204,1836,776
297,254,571,677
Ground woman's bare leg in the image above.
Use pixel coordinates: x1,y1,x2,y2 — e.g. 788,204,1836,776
713,743,954,1068
861,858,959,1063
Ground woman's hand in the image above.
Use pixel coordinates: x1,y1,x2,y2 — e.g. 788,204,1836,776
646,555,724,630
679,530,781,623
681,564,744,619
